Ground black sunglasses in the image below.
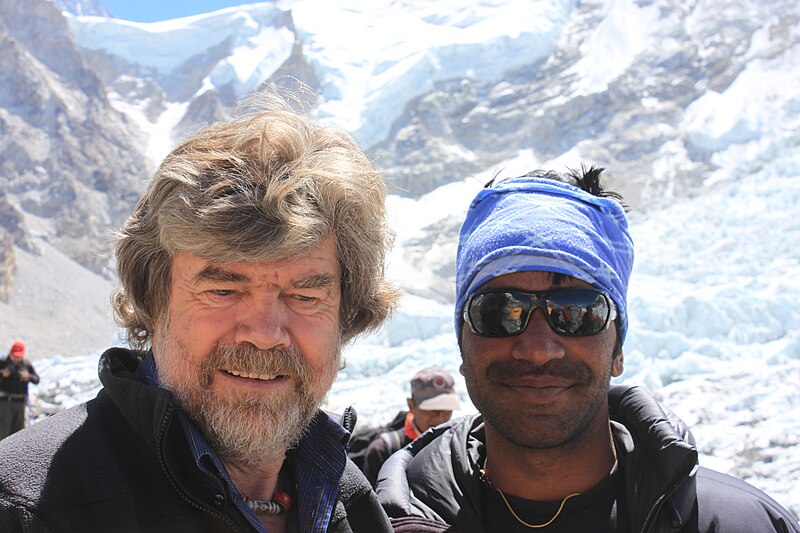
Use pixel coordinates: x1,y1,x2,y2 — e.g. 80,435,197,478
463,287,617,338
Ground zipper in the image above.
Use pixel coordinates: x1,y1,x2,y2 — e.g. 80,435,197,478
155,404,244,532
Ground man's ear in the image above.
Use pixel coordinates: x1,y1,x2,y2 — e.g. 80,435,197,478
612,350,624,378
407,397,415,411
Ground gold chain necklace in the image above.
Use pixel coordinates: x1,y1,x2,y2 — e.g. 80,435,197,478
480,459,581,529
497,489,581,529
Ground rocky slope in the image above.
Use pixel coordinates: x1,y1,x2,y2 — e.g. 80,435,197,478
0,0,147,356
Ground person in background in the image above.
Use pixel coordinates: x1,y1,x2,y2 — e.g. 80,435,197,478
0,92,399,533
362,366,460,486
0,340,39,440
378,167,800,532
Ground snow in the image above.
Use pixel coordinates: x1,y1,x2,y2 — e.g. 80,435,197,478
67,5,292,76
207,25,294,94
67,0,574,149
567,0,661,94
106,93,188,168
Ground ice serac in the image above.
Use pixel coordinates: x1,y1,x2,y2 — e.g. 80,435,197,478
372,0,799,202
61,0,797,209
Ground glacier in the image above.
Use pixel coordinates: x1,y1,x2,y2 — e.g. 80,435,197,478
67,0,575,150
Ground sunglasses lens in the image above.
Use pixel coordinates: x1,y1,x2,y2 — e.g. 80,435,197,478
545,289,611,335
467,289,612,337
468,292,529,336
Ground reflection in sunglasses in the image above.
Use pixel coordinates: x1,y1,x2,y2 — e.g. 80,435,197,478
465,288,616,338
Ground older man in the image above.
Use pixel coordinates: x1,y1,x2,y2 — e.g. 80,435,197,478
378,168,799,532
0,94,398,532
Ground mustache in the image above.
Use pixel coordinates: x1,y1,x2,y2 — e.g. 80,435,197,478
202,343,312,382
485,358,591,383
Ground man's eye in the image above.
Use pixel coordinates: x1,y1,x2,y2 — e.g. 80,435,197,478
293,294,317,302
209,289,236,297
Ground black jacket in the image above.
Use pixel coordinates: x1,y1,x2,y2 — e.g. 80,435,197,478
363,427,411,487
0,348,393,532
377,385,799,533
0,357,39,398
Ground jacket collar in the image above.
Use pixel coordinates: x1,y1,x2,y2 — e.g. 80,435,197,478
98,347,174,459
608,385,699,531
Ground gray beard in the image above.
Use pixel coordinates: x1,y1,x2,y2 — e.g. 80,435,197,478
155,339,338,468
189,382,313,468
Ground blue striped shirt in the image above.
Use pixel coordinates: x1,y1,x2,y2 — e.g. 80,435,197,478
137,352,348,532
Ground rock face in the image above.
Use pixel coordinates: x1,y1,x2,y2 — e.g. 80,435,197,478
0,0,148,354
0,0,148,278
372,0,798,207
172,89,230,146
0,230,15,303
72,4,311,151
63,0,797,213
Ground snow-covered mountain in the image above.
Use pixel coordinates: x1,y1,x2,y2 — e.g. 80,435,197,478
1,0,798,520
63,0,797,202
59,0,800,302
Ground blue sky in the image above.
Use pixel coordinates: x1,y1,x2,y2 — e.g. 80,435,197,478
102,0,253,22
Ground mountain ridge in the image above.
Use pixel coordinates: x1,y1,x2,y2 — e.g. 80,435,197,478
1,0,798,358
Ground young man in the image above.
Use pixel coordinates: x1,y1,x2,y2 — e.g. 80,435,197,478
378,168,799,532
362,366,460,486
0,94,399,532
0,340,38,439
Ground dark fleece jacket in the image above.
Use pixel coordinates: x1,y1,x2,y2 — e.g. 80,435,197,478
0,348,392,533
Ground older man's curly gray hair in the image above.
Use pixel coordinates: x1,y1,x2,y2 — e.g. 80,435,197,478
112,93,398,348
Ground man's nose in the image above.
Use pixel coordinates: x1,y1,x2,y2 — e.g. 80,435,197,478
510,309,566,364
233,295,291,350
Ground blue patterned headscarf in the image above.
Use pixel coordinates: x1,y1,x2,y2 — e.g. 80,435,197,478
455,175,634,344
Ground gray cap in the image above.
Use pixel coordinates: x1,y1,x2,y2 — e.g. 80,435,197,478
411,366,461,411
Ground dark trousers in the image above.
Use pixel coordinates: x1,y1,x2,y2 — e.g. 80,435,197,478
0,399,26,440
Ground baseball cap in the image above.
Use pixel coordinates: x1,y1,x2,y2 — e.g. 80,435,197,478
411,366,461,411
10,340,25,357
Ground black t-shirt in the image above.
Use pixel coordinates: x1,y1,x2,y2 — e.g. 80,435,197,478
479,464,629,532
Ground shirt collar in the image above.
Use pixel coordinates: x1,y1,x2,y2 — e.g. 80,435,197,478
136,351,348,532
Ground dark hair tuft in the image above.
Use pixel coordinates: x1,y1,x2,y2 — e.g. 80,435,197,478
566,165,628,211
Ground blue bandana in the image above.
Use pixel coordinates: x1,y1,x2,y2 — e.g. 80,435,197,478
455,176,634,344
